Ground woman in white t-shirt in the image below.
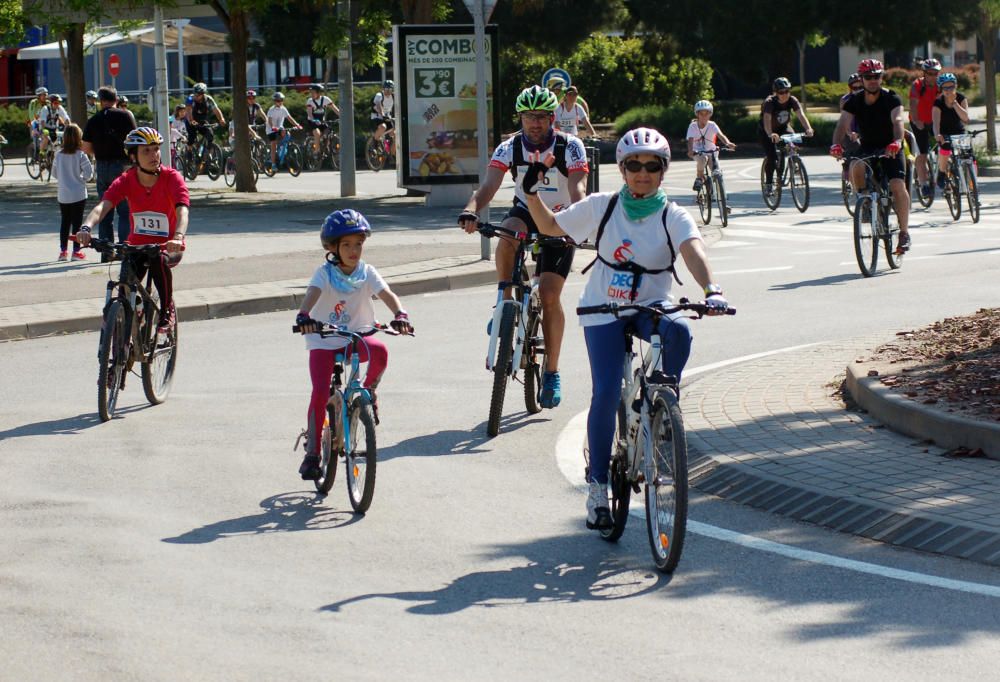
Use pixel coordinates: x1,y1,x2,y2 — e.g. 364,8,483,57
686,100,735,193
520,127,730,532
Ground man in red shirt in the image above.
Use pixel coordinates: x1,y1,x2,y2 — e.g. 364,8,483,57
909,58,941,198
78,127,190,335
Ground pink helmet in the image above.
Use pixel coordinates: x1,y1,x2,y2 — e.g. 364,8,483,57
857,58,884,76
615,127,671,168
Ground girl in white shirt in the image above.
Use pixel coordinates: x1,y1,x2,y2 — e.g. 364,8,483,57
266,91,301,168
52,123,93,261
521,127,730,531
686,100,735,192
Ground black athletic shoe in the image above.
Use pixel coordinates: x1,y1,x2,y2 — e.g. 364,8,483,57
299,454,321,481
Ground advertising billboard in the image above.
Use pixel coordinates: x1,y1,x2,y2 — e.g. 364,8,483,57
394,24,501,186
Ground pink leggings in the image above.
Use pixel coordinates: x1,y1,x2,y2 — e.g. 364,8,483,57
306,338,387,455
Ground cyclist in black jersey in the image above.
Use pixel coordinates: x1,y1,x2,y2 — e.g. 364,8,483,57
185,82,226,149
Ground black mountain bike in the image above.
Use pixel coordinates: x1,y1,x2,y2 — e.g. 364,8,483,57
477,222,568,437
761,132,810,212
305,121,341,171
182,123,223,182
851,149,905,277
85,238,180,421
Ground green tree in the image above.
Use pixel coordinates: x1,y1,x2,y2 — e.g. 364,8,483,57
488,0,629,57
0,0,27,46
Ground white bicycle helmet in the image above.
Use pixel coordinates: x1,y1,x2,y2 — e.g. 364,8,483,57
616,127,671,168
694,99,713,114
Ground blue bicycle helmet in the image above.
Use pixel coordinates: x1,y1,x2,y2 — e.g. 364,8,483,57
937,72,957,88
321,209,371,250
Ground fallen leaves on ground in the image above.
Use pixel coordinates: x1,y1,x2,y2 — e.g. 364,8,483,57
864,308,999,423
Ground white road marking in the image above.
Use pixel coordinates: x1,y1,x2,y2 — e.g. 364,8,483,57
793,250,839,255
553,344,1000,598
711,240,759,249
722,228,838,242
713,265,795,276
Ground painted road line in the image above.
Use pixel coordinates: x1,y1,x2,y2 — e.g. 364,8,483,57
553,344,1000,599
722,228,838,242
793,250,839,255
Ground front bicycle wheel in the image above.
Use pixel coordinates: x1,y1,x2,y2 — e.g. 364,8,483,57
842,171,857,216
487,304,516,438
315,411,338,495
697,181,712,225
760,159,780,210
286,143,303,177
304,140,322,171
365,137,385,172
25,144,41,179
183,149,199,181
853,196,878,277
522,294,543,415
0,152,5,177
883,203,903,270
945,172,961,221
714,175,729,228
645,392,688,573
42,151,53,182
964,163,980,224
345,397,377,513
141,300,178,405
97,301,127,422
223,152,237,187
790,156,810,212
205,144,223,181
329,135,341,171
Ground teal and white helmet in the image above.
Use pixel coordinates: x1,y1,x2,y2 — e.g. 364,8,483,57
694,100,713,113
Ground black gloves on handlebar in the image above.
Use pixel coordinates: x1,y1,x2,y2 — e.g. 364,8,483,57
457,210,478,226
521,161,548,196
295,311,318,333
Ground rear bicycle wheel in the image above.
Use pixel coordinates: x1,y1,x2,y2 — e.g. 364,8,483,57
964,163,980,224
315,409,338,495
789,156,810,212
522,294,543,415
286,143,303,177
97,301,127,422
760,159,780,210
601,400,632,543
714,175,729,227
141,297,178,405
0,151,5,177
853,196,878,277
883,203,903,270
487,304,516,438
345,397,377,513
697,180,712,224
917,156,935,208
645,392,688,573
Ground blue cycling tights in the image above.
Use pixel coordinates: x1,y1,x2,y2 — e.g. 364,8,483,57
583,312,692,484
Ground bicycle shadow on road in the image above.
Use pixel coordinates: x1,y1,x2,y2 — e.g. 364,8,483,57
377,413,548,461
0,407,145,441
161,491,360,544
769,272,873,290
318,530,669,615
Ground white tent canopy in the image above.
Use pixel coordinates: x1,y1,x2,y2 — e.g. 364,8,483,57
16,23,230,61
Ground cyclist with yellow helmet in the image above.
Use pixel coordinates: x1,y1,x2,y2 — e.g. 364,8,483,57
458,85,590,408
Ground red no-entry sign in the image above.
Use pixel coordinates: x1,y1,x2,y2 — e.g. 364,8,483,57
108,53,121,78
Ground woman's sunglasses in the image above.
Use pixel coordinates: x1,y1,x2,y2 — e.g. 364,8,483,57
623,160,664,173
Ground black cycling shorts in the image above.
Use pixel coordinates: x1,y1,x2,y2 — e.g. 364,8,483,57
304,120,328,132
859,148,905,182
911,125,931,154
371,117,394,133
505,204,575,279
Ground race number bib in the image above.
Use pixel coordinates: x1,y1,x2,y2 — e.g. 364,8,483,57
133,211,170,237
516,164,557,193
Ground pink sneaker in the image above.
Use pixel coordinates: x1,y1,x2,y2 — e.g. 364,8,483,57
57,251,69,261
72,250,86,261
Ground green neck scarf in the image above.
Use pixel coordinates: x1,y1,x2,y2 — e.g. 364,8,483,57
618,185,668,222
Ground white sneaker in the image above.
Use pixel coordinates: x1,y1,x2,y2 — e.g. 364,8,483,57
586,480,612,530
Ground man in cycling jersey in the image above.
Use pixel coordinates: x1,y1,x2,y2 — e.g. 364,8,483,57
38,93,70,154
371,80,394,152
909,58,941,197
758,77,814,196
185,82,226,150
458,85,589,409
245,90,266,140
27,87,48,148
831,58,911,254
77,127,190,336
305,83,340,154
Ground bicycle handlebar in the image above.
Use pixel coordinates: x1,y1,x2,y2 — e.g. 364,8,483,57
73,236,184,256
577,298,736,318
292,322,413,337
476,222,574,248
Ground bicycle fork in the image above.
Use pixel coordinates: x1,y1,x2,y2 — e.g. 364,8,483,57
485,282,523,373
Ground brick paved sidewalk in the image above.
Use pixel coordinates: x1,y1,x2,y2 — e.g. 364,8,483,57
683,337,1000,566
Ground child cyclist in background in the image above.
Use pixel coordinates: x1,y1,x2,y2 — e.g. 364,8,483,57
686,100,736,193
294,210,414,481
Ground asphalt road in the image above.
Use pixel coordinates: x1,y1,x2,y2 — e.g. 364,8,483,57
2,155,1000,679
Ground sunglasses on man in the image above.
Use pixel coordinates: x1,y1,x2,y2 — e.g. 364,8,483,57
622,159,664,173
776,89,790,95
